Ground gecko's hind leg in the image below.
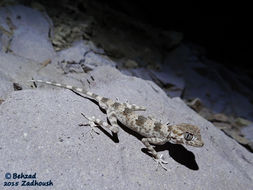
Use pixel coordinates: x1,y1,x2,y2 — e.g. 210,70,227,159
98,101,107,110
81,113,118,134
80,113,100,134
107,111,120,133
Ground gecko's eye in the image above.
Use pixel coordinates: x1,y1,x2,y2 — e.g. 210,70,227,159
184,132,193,141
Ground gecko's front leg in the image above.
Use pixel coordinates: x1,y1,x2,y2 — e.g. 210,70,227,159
141,137,168,170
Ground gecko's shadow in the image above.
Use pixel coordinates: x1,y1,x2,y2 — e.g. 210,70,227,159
119,122,199,170
147,144,199,170
74,90,198,170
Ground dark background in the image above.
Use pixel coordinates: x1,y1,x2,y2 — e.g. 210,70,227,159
101,1,251,72
21,0,252,74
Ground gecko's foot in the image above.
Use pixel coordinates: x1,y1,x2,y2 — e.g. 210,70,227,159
81,113,118,134
153,154,168,171
81,113,100,134
110,128,118,134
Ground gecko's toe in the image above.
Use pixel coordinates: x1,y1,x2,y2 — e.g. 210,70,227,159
110,127,119,134
153,154,168,171
159,154,168,164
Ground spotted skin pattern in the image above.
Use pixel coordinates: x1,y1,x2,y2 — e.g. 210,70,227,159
30,80,204,170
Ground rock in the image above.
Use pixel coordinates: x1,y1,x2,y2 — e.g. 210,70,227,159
211,113,229,123
0,5,55,62
30,2,46,12
159,30,184,49
234,117,252,127
56,41,115,74
186,98,203,112
241,124,253,152
162,45,253,120
241,124,253,141
124,59,139,68
248,142,253,152
221,128,250,147
0,40,115,100
57,41,90,64
13,82,22,91
0,66,253,190
149,70,185,97
0,52,38,99
212,122,231,130
197,107,214,121
212,121,253,153
0,3,253,189
196,105,253,153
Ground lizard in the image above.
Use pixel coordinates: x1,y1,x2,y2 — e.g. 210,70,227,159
29,79,204,170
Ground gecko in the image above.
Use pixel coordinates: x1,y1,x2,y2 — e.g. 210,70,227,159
29,79,204,170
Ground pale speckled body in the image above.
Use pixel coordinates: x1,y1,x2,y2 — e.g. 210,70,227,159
30,79,204,170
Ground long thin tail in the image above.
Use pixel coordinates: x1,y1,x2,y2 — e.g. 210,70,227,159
29,79,101,101
29,79,146,111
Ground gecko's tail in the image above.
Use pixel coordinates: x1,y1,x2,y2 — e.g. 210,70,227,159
29,80,146,111
28,79,100,100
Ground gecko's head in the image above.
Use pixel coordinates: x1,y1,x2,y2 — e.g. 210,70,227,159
168,123,204,147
